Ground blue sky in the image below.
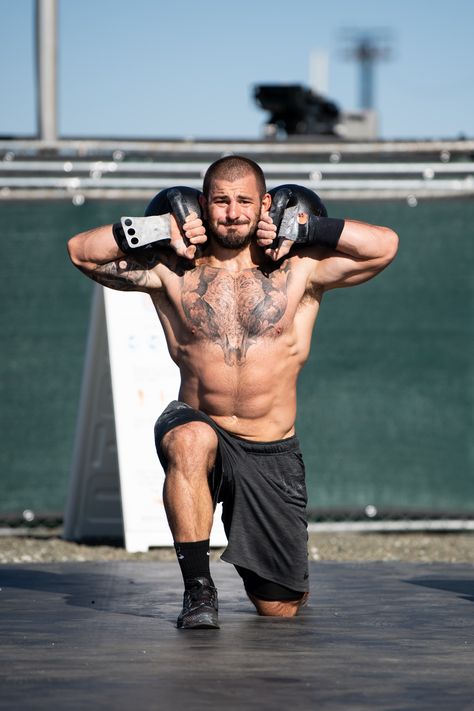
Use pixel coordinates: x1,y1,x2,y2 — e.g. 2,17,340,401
1,0,473,140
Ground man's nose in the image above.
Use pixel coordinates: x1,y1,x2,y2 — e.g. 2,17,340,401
226,200,240,220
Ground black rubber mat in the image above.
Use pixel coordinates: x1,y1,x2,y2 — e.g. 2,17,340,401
0,561,472,710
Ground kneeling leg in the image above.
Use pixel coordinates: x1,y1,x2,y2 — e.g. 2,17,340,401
236,567,308,618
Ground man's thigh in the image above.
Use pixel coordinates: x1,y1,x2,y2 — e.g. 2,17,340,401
154,401,218,469
161,420,218,471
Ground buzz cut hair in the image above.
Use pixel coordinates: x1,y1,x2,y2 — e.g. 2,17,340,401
203,155,267,198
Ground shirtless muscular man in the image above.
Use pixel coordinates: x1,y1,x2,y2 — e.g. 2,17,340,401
68,156,398,628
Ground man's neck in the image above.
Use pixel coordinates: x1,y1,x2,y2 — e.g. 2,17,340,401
199,241,265,272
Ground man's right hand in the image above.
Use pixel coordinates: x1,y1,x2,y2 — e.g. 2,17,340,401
256,213,295,262
170,211,207,260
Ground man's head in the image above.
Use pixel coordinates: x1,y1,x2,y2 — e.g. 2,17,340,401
203,156,267,199
201,156,270,250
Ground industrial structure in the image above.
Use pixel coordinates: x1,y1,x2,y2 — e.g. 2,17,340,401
0,1,464,205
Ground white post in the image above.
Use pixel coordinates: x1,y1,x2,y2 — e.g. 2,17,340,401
36,0,57,142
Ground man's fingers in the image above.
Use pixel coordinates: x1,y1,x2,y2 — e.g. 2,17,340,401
184,244,197,259
258,213,293,259
256,216,277,246
265,247,283,261
171,237,196,260
256,228,276,239
183,211,207,245
183,211,199,227
184,226,207,241
188,234,207,245
172,210,205,256
264,238,293,261
278,238,294,256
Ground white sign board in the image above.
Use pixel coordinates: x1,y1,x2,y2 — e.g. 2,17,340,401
64,285,227,552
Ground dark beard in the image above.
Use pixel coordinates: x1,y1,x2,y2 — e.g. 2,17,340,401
209,227,253,250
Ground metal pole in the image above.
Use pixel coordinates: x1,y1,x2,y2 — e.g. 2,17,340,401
360,52,374,110
36,0,57,142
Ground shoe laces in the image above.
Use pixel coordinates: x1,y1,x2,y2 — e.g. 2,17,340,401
184,577,217,607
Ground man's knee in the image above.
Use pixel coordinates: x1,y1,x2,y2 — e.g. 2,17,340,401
249,595,308,618
161,421,218,471
235,566,308,617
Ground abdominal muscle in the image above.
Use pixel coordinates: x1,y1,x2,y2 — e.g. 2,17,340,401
153,257,319,440
176,338,304,441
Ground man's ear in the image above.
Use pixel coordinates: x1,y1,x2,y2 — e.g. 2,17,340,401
199,194,208,218
261,192,271,214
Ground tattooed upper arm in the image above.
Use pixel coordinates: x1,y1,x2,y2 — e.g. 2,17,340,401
81,254,163,292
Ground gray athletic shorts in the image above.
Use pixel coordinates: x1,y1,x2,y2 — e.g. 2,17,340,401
154,401,309,592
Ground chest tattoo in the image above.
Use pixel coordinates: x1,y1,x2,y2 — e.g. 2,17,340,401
181,264,291,365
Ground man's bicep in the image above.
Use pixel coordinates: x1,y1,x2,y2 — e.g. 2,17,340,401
312,251,391,290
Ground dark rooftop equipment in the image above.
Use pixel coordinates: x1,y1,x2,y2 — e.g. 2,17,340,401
254,84,340,137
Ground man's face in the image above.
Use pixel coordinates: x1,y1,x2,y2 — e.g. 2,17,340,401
203,173,269,250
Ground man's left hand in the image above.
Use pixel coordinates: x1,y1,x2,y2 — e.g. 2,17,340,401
256,213,293,261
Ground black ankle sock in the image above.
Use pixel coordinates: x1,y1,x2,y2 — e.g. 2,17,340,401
174,539,213,587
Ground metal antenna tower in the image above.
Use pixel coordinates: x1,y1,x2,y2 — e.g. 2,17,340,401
340,28,393,110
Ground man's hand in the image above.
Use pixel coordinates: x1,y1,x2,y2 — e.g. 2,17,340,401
256,213,294,261
170,211,207,260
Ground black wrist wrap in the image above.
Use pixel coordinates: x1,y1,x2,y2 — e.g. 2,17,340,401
112,222,133,254
113,222,161,256
307,216,345,249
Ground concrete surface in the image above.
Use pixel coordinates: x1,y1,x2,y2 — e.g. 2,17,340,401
1,560,473,710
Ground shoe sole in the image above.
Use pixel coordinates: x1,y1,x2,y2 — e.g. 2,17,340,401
177,613,220,630
178,621,220,629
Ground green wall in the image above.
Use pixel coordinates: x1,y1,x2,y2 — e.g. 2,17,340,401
0,199,472,515
298,200,473,513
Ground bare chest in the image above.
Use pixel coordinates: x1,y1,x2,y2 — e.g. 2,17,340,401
180,264,293,365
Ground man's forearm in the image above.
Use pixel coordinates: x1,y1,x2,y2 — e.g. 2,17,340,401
67,223,167,293
68,212,183,269
285,211,397,261
333,219,399,261
67,225,123,270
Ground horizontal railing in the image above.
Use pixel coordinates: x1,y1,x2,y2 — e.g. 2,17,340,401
2,160,474,175
1,137,473,200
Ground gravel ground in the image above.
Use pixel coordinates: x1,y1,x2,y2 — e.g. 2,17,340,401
0,528,472,565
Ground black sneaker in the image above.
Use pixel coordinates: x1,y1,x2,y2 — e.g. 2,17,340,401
177,577,220,629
